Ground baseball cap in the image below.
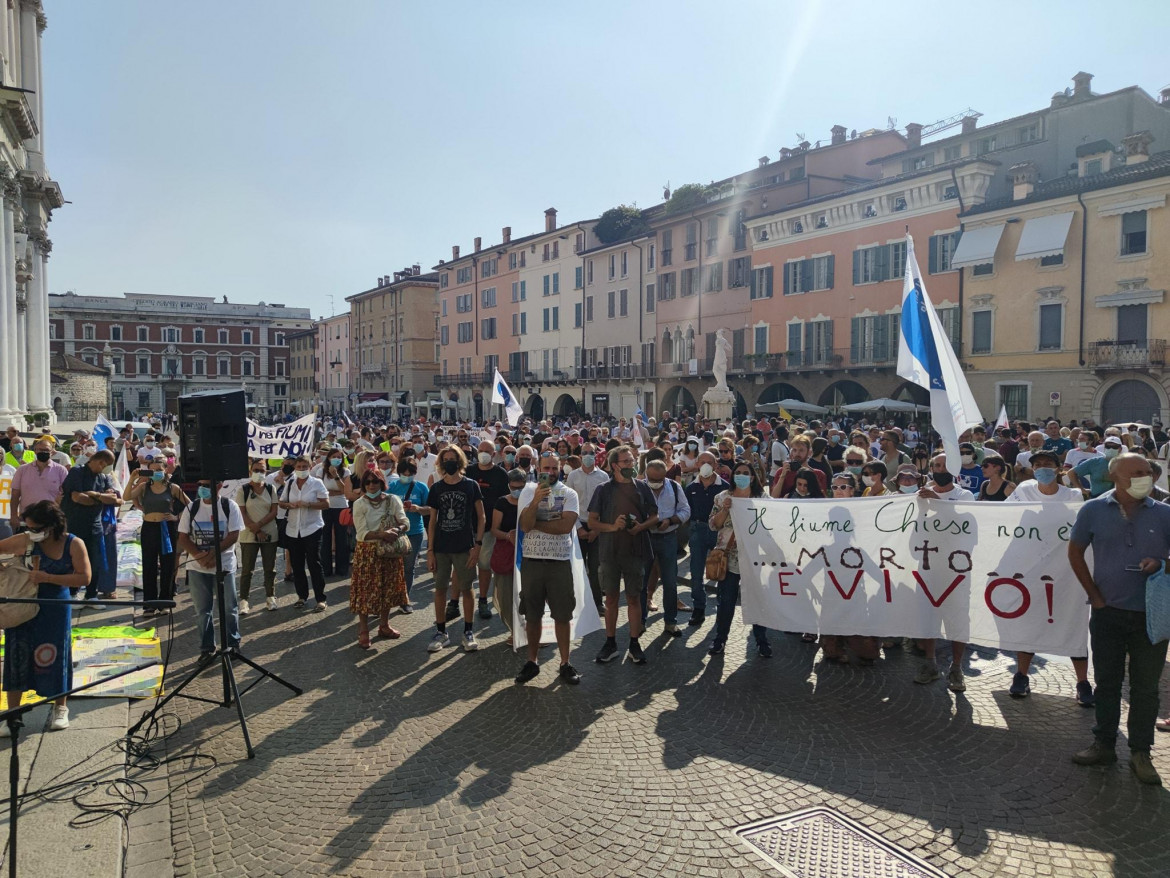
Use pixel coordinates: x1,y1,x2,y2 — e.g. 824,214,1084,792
1103,436,1123,447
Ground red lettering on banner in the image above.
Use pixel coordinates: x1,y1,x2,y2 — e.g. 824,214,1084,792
827,570,865,601
778,571,796,596
883,569,893,603
1042,575,1054,622
985,577,1030,619
912,572,965,608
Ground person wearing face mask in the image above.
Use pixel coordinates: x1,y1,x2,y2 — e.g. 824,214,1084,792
707,462,772,657
587,445,658,665
912,453,974,692
1068,453,1170,785
178,480,246,661
824,430,847,472
59,450,121,605
2,431,34,468
955,442,986,494
770,426,790,477
677,438,701,487
9,439,70,534
567,445,610,615
413,439,438,487
425,447,486,653
385,458,431,611
136,432,163,466
312,448,352,578
278,457,331,611
0,501,93,735
469,440,509,621
770,437,826,498
267,454,299,582
639,459,691,637
683,452,727,627
1002,450,1091,703
1071,435,1120,499
486,469,527,644
1064,430,1101,470
128,460,190,616
350,471,409,649
235,460,281,614
513,445,539,483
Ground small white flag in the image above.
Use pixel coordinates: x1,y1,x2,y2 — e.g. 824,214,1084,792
994,405,1009,431
491,369,525,427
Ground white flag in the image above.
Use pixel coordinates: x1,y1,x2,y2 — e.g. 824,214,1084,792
994,405,1009,431
113,443,131,493
491,368,525,427
896,234,982,476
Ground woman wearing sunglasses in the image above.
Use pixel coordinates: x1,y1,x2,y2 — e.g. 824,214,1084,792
350,472,410,649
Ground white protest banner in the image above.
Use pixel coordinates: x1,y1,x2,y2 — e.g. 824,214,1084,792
730,497,1089,656
247,414,316,459
0,462,14,520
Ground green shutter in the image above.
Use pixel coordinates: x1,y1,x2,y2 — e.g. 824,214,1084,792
805,323,814,366
800,260,813,292
852,249,862,285
825,255,835,290
766,266,774,298
874,316,888,361
875,245,890,282
850,317,861,364
782,264,791,296
928,236,939,274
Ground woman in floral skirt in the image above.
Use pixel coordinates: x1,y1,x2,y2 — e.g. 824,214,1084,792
350,471,409,649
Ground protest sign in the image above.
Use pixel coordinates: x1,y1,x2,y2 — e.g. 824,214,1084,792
730,497,1089,656
0,462,13,520
247,414,315,459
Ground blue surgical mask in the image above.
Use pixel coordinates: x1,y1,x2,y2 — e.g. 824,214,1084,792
197,486,212,500
365,489,382,499
1034,467,1058,485
510,488,523,498
330,457,343,467
400,475,413,484
151,471,165,482
505,453,515,464
830,435,840,444
414,443,424,454
847,465,863,476
733,474,751,490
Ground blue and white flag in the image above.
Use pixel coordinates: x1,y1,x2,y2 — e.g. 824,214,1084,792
491,368,524,427
896,234,982,476
92,414,117,449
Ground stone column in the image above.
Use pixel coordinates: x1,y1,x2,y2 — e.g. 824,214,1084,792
31,248,50,416
0,201,15,420
15,291,27,414
19,1,41,158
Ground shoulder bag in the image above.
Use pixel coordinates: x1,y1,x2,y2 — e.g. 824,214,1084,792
0,543,40,629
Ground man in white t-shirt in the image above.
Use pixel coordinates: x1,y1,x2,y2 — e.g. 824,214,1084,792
178,480,245,660
1003,448,1092,704
914,453,974,692
514,451,581,686
1014,431,1047,480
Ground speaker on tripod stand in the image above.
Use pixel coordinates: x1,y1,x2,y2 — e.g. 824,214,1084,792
129,389,301,758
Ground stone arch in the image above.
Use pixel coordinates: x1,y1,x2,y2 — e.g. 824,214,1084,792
818,380,869,409
525,393,545,421
891,382,929,406
662,385,698,416
1097,376,1166,425
553,393,579,417
758,382,804,405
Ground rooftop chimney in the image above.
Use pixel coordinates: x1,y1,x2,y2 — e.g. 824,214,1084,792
502,226,511,244
383,275,390,286
779,147,792,159
474,236,482,253
961,115,978,135
377,277,385,287
1010,161,1038,201
757,156,770,168
799,141,811,152
1161,85,1170,105
1072,71,1093,98
905,122,923,149
413,264,421,275
452,245,460,260
1123,131,1154,164
544,207,557,232
830,125,846,146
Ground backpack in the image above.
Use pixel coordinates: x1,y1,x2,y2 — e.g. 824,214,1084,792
187,497,232,527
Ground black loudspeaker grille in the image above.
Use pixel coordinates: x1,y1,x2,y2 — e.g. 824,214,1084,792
179,390,250,482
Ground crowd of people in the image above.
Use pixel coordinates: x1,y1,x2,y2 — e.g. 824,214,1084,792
2,408,1169,784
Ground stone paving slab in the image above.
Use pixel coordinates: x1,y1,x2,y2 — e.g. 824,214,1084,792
139,561,1170,878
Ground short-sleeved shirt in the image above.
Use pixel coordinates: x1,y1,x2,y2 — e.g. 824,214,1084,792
518,481,579,561
1043,436,1074,458
235,483,279,543
1006,481,1083,503
588,478,656,563
1073,457,1114,498
685,476,729,528
60,466,117,535
11,461,69,513
180,499,245,574
386,477,429,535
426,477,483,554
957,465,985,495
470,464,509,515
1069,490,1170,611
494,496,519,536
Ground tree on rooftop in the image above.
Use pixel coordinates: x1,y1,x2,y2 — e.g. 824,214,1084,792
594,205,650,245
665,183,713,215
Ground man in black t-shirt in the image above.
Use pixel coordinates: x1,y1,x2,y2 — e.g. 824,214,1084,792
426,447,485,653
471,440,509,619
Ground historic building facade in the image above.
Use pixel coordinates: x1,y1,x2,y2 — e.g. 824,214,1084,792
288,326,318,413
48,293,311,419
0,0,63,427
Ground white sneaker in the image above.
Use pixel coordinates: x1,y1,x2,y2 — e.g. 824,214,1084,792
427,631,449,652
314,600,328,613
49,705,69,731
463,631,479,652
239,600,251,616
265,596,277,611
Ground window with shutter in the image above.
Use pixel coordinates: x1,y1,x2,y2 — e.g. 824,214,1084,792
1121,211,1148,255
1038,303,1062,350
972,311,992,353
787,323,802,367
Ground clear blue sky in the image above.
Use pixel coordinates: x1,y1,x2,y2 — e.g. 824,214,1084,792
43,0,1170,316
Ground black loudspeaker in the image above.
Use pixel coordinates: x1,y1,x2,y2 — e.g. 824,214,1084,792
179,390,249,483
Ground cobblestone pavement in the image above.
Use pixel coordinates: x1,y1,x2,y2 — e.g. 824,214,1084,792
143,561,1170,878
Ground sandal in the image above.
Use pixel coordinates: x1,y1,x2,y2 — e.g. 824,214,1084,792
378,626,401,640
357,631,371,650
1157,719,1170,733
801,633,818,643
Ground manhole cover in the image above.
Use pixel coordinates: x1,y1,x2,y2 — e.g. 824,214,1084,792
734,807,950,878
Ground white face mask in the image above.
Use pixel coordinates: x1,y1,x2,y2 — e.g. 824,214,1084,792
698,463,714,479
478,452,493,466
26,530,47,543
862,475,876,487
1127,476,1153,500
899,483,919,494
961,455,974,466
647,480,664,490
250,472,265,484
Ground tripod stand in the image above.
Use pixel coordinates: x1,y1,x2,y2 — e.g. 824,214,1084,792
127,494,301,758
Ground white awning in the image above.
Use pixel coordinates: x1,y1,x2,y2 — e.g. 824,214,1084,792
1015,212,1074,261
950,224,1005,268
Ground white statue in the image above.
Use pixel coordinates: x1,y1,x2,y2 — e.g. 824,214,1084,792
712,328,732,391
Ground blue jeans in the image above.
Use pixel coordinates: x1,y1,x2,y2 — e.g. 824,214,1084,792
712,571,769,649
1090,606,1168,752
641,531,680,626
688,525,718,615
188,569,241,653
403,532,424,595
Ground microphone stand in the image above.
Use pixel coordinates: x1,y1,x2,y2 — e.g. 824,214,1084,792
126,497,301,758
0,661,159,878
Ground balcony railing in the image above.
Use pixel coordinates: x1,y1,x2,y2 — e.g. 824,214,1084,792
575,363,656,381
1087,339,1166,370
677,348,901,379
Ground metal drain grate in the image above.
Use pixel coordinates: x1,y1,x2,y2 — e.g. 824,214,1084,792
734,807,950,878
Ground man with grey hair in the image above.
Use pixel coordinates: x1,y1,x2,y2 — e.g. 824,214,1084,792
1014,430,1048,481
641,458,691,636
1070,452,1170,785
